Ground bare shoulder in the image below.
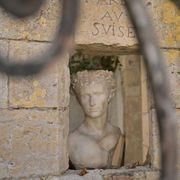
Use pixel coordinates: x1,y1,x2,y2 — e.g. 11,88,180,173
68,129,82,145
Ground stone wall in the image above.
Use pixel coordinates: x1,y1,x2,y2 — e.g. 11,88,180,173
0,1,69,178
0,0,179,179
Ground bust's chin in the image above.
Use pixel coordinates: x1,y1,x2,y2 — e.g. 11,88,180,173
86,111,103,119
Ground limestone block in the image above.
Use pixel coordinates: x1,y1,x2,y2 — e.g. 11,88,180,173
0,0,178,49
58,54,70,108
140,60,150,162
176,110,180,179
177,110,180,129
0,123,10,179
75,0,179,50
120,55,140,70
121,55,141,89
75,0,156,51
153,0,180,48
176,58,180,108
8,41,69,108
0,40,8,108
124,96,143,165
20,178,41,180
45,170,103,180
0,0,60,41
144,171,160,180
104,175,133,180
133,172,146,180
0,109,69,178
59,108,69,170
0,162,9,179
150,108,180,171
124,68,141,87
44,170,160,180
163,50,180,108
149,50,180,109
121,56,145,165
58,172,103,180
150,109,161,169
102,171,159,180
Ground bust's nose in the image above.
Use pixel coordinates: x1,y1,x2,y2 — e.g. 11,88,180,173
89,95,96,106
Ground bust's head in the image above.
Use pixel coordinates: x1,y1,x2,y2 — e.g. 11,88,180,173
72,70,116,118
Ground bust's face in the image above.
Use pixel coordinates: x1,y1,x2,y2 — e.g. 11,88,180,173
78,82,109,118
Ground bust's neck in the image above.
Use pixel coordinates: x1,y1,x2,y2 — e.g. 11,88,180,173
85,112,107,134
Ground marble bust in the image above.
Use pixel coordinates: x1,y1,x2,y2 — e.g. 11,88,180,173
68,70,122,169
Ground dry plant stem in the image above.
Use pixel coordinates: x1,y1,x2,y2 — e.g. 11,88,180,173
124,0,177,179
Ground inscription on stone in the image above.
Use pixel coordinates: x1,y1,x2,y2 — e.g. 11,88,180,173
85,0,135,39
76,0,152,46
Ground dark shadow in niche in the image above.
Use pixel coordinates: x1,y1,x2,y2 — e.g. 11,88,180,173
69,160,76,170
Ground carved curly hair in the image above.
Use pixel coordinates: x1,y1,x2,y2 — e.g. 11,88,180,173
71,70,116,101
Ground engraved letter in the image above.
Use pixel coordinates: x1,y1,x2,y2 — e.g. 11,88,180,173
113,11,123,21
118,26,124,37
101,11,113,21
92,22,100,36
102,24,113,35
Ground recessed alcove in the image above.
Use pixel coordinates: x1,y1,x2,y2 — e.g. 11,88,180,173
69,53,150,170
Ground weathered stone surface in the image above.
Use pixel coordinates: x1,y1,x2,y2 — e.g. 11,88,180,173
175,53,180,108
0,0,178,50
0,0,178,179
103,170,159,180
0,109,69,178
0,40,9,108
121,56,145,165
104,175,132,180
153,0,180,48
58,173,103,180
75,0,179,51
8,41,69,108
0,122,10,179
133,172,145,180
58,54,70,108
76,0,137,51
144,171,160,180
163,50,180,108
150,108,180,171
140,60,150,163
0,0,60,41
176,110,180,179
20,169,159,180
149,49,180,109
46,169,160,180
150,109,161,169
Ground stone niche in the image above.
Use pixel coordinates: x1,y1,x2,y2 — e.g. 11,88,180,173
68,0,151,173
69,53,150,169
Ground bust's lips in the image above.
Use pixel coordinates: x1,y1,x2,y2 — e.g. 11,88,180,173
89,108,99,112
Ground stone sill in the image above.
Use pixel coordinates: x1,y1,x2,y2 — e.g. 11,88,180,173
47,167,160,180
